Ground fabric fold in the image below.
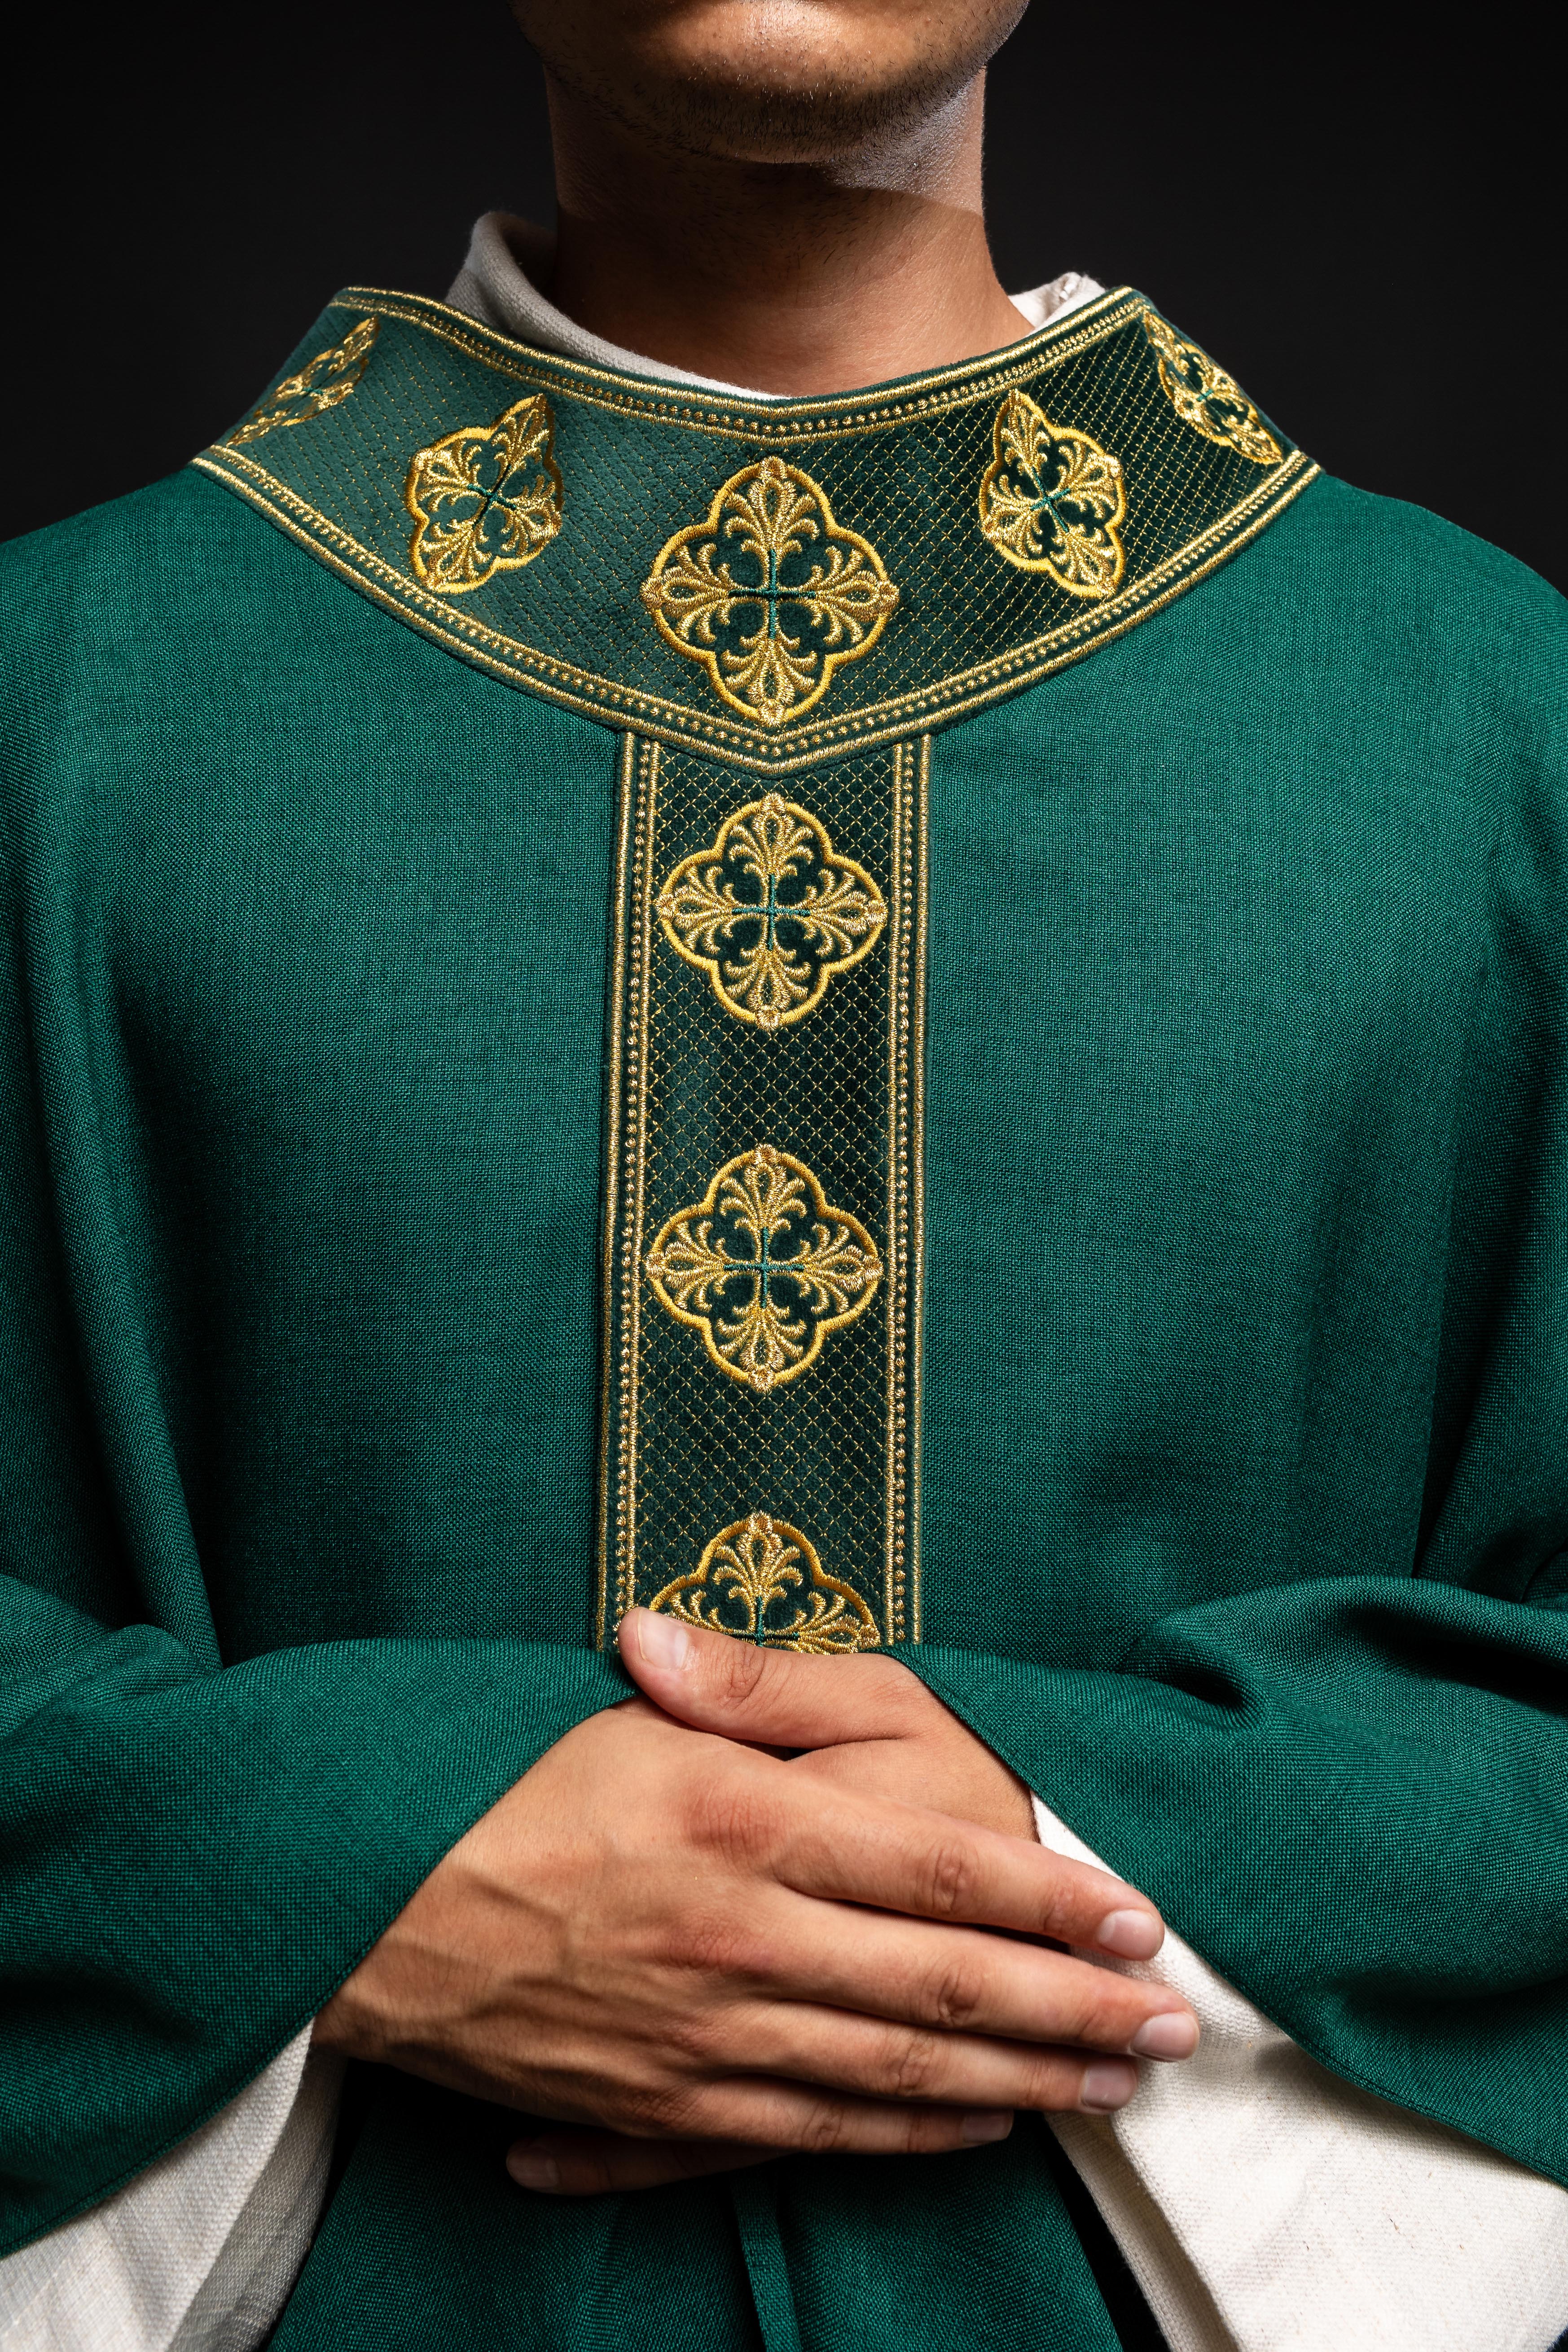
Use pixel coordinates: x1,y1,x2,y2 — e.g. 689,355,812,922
1032,1793,1568,2352
0,2032,338,2352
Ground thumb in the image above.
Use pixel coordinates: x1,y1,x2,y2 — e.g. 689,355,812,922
619,1606,918,1749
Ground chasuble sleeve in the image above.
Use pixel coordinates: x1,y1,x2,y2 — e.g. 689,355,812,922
0,1567,624,2263
0,482,636,2260
0,1565,620,2259
905,584,1568,2198
912,1364,1568,2194
0,1074,624,2261
1035,1799,1568,2352
0,2029,337,2350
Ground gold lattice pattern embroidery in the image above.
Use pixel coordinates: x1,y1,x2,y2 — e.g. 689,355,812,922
978,389,1126,598
658,792,886,1031
1142,311,1282,467
641,458,900,728
404,395,563,592
645,1145,880,1391
228,318,378,448
651,1514,879,1651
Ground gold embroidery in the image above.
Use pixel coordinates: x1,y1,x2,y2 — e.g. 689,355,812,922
1142,310,1282,466
404,395,563,592
228,317,378,448
605,736,659,1636
200,287,1317,775
598,737,925,1648
884,736,927,1645
651,1514,879,1651
658,792,886,1031
979,389,1126,597
200,440,1317,775
641,458,899,726
595,733,645,1646
645,1144,880,1391
340,283,1129,444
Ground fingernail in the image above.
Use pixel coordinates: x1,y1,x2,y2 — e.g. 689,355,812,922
1095,1908,1164,1960
1080,2062,1138,2112
506,2145,561,2191
960,2111,1013,2145
1131,2012,1199,2060
634,1610,691,1671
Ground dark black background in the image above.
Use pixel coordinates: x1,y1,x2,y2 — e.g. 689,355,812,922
7,3,1560,586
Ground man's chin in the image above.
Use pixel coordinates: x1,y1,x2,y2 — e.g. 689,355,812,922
513,0,1028,165
615,74,973,167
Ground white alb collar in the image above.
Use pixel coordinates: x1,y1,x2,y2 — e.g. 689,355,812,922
445,212,1103,399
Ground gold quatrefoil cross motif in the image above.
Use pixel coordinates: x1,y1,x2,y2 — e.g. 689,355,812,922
640,457,900,727
650,1514,879,1652
228,316,378,448
404,394,563,593
658,793,886,1031
1142,309,1282,466
979,388,1126,599
646,1145,880,1391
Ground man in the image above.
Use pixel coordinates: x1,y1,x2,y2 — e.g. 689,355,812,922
2,3,1567,2348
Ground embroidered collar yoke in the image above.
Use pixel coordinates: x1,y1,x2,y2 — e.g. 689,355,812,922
197,286,1309,772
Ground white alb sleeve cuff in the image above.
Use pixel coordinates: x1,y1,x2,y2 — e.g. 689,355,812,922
0,2029,342,2352
1032,1793,1568,2352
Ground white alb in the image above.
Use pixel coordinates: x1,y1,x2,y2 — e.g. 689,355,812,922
0,2035,340,2352
1036,1795,1568,2352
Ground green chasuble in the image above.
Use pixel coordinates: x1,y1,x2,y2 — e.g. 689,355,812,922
2,282,1567,2352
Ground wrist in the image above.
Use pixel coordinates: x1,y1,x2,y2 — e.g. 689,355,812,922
312,1972,385,2060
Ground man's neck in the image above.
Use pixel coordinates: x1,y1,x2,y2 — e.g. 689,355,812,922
540,74,1023,397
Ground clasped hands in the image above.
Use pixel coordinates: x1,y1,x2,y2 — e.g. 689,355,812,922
315,1613,1198,2195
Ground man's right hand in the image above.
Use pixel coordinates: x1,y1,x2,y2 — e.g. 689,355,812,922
314,1694,1197,2189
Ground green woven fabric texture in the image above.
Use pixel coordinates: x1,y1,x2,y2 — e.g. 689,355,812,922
746,2117,1128,2352
271,2076,768,2352
899,478,1568,2184
0,477,632,2253
271,2091,1122,2352
0,351,1564,2351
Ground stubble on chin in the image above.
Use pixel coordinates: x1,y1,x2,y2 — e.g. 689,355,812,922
510,0,1030,167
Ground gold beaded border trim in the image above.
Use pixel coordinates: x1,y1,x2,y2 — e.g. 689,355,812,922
595,732,928,1649
883,734,928,1643
324,284,1138,447
191,443,1318,778
598,733,659,1645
